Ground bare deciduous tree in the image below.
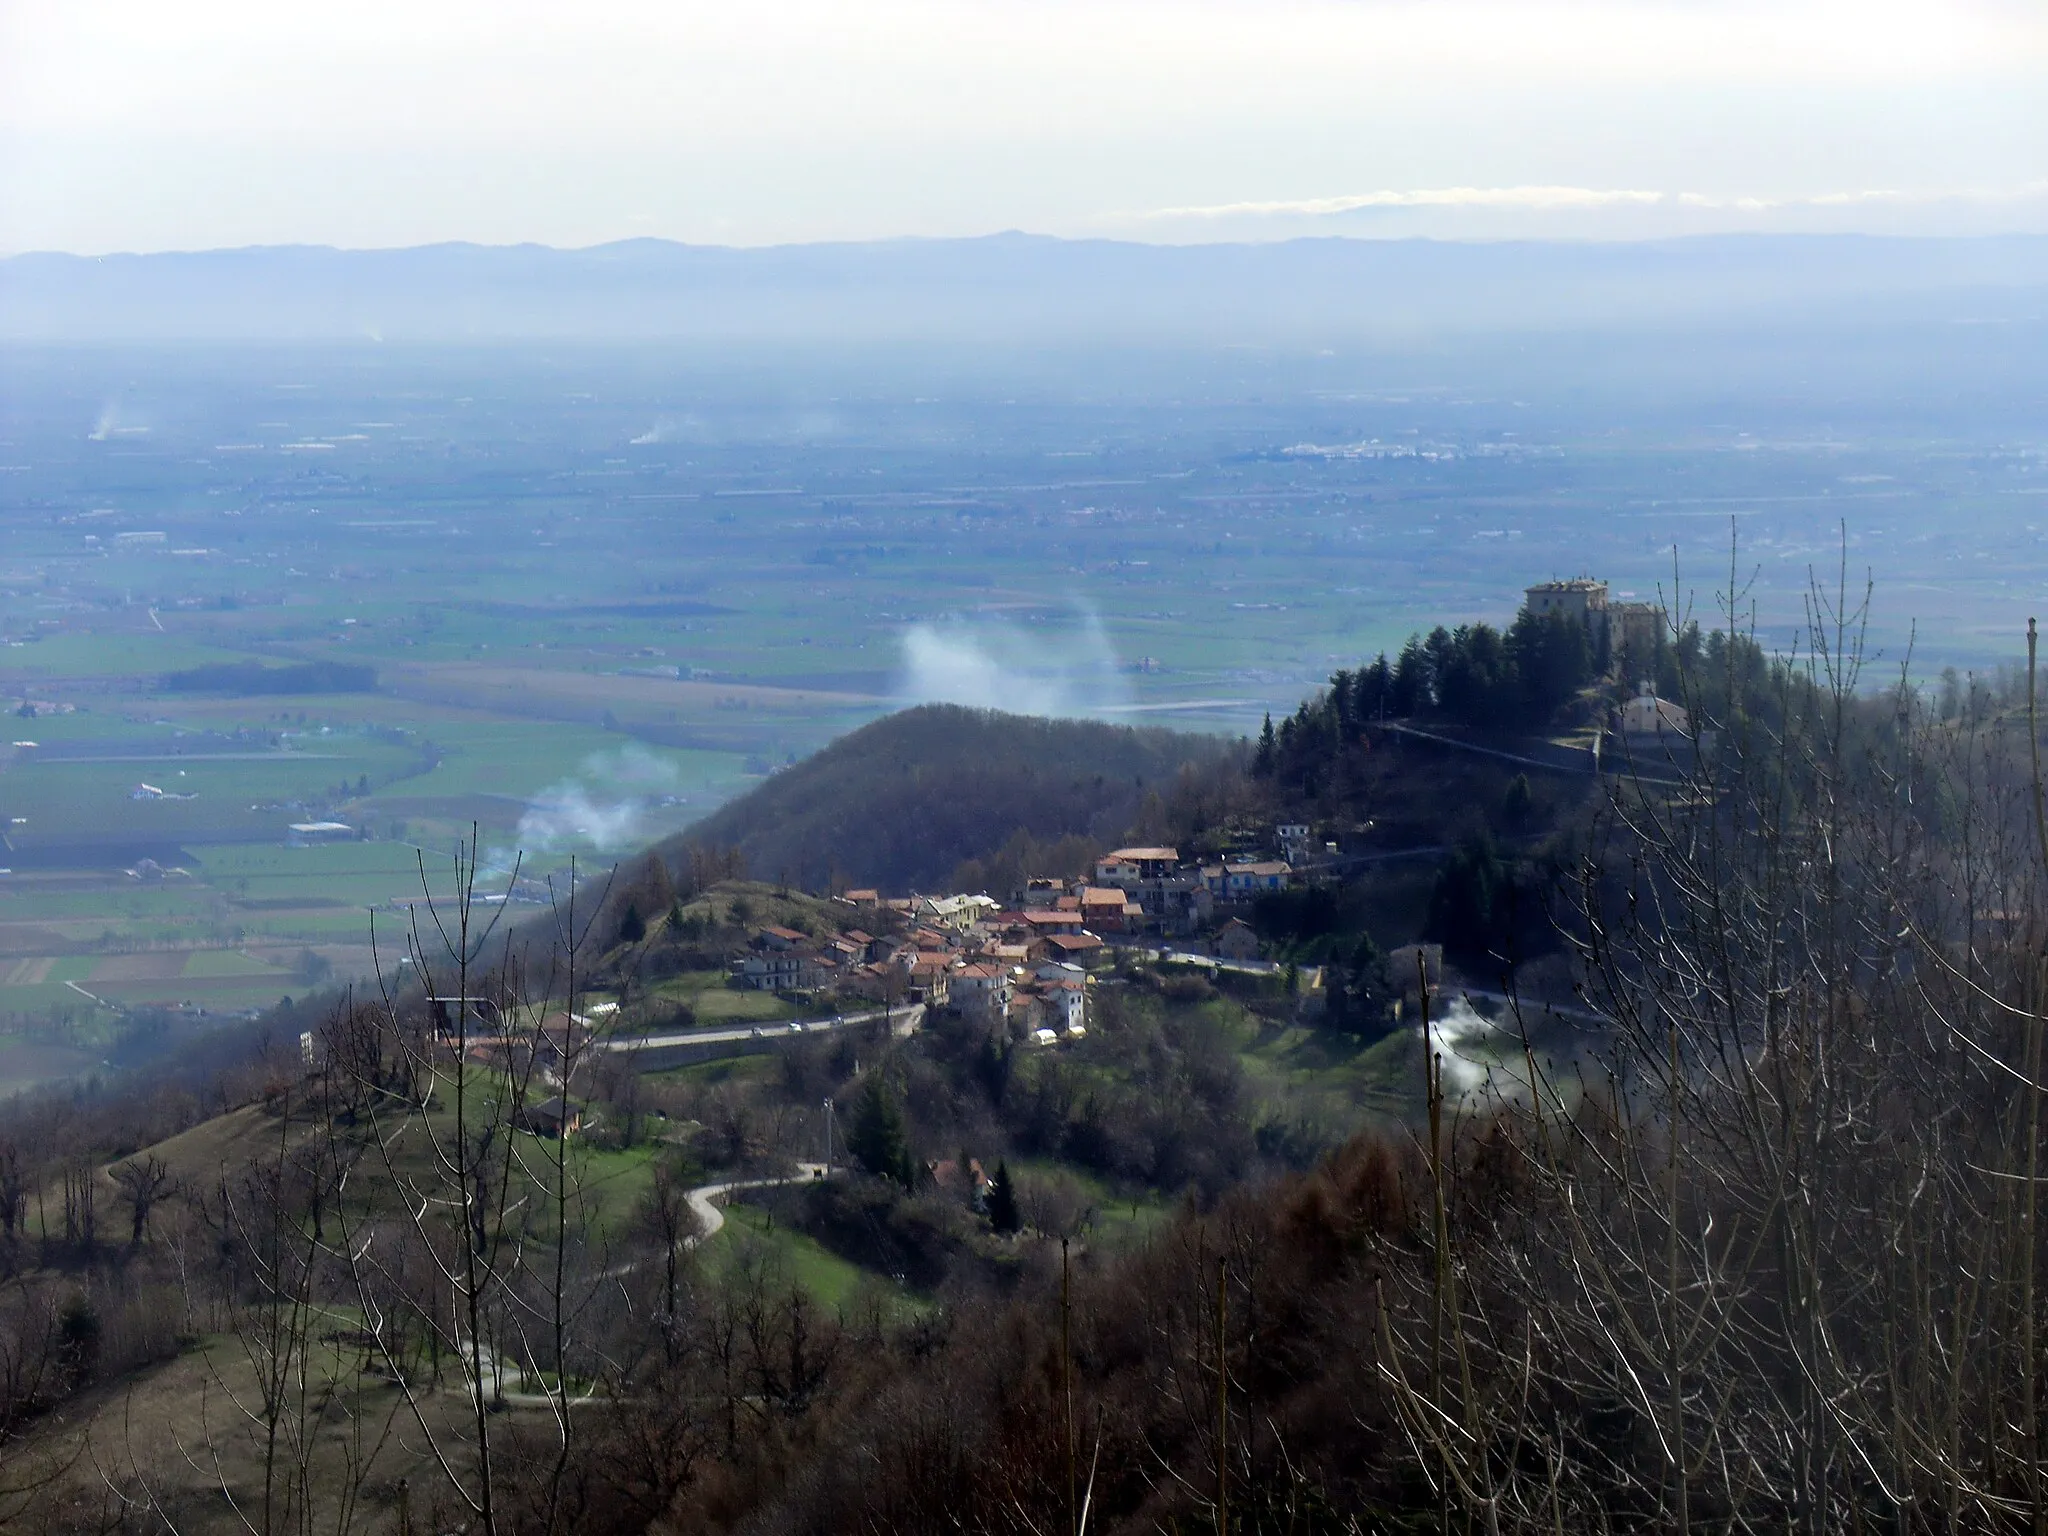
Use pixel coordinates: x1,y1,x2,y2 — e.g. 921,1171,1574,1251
109,1157,170,1247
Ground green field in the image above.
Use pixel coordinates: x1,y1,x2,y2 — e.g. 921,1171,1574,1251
712,1202,925,1318
180,947,292,977
0,670,776,1026
3,633,262,679
643,970,802,1025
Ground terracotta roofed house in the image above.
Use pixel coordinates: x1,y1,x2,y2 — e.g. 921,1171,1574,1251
908,952,957,1006
952,961,1011,1020
1095,847,1180,885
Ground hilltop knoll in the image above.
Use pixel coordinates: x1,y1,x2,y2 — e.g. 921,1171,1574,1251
664,704,1236,893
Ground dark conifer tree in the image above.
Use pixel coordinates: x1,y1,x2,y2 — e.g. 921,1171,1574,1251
1425,831,1508,962
849,1074,916,1187
618,902,646,944
986,1159,1021,1234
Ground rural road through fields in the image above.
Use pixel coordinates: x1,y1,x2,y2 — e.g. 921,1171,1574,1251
683,1162,832,1247
596,1002,925,1059
481,1161,834,1405
451,1004,908,1393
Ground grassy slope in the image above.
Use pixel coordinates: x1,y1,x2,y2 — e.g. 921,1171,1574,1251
667,703,1232,891
710,1203,923,1317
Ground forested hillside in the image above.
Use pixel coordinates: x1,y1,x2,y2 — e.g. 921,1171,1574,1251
667,703,1236,891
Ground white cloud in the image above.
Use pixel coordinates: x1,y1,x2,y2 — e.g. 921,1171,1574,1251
1139,180,2048,223
1110,180,2048,240
1140,185,1668,220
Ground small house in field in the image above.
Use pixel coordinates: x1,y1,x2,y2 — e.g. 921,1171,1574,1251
517,1095,582,1138
929,1156,993,1207
1214,917,1261,963
732,933,828,990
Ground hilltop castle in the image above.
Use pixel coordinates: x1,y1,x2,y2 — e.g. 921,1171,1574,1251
1524,577,1664,660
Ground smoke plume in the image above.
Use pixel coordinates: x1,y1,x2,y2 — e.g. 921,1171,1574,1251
1426,998,1501,1099
513,745,685,855
896,607,1131,719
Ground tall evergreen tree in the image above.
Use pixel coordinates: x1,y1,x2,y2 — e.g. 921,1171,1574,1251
848,1074,916,1187
986,1159,1021,1234
1324,930,1399,1039
1392,635,1433,715
617,902,646,944
1426,831,1509,962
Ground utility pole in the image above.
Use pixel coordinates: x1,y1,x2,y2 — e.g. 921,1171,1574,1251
1216,1257,1229,1536
1063,1237,1076,1536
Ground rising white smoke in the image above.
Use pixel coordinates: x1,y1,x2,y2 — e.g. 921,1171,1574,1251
88,402,148,441
513,745,685,855
896,607,1132,719
1426,997,1501,1099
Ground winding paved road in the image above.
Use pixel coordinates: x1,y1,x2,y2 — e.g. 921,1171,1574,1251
682,1162,831,1247
484,1161,837,1404
597,1002,924,1060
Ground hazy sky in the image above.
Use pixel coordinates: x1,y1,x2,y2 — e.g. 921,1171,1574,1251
2,0,2044,253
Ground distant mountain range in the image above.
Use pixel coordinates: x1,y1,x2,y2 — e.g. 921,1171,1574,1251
3,233,2043,343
